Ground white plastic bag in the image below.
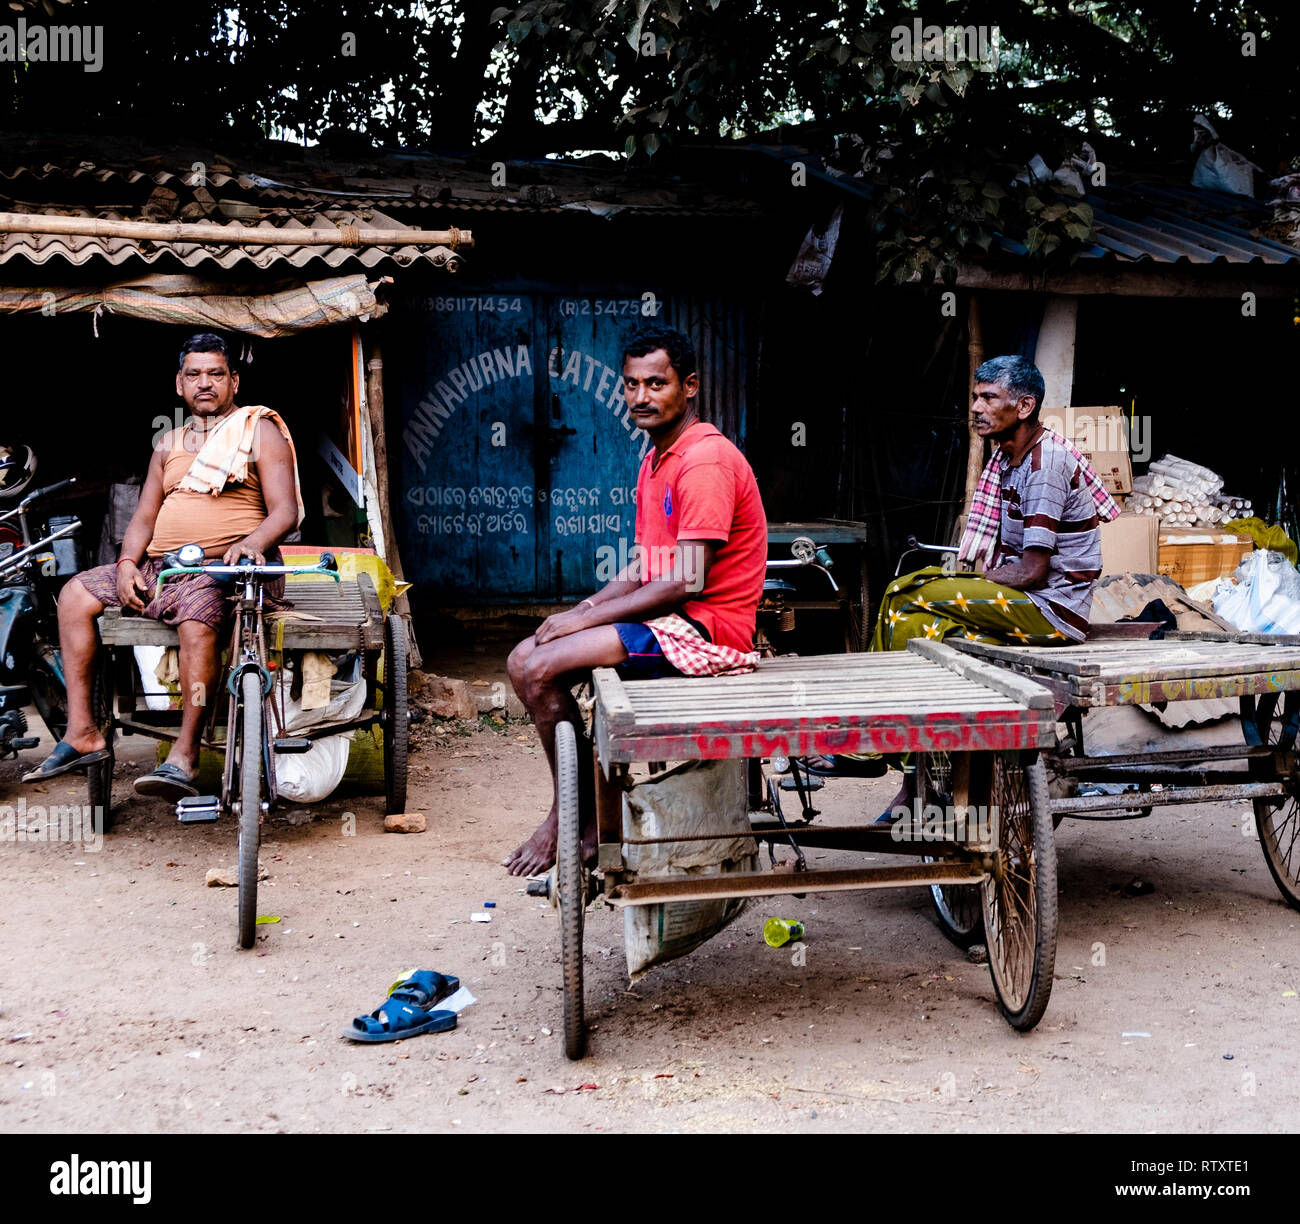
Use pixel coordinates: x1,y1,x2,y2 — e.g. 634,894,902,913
1212,549,1300,634
622,758,757,979
270,653,368,803
275,733,351,803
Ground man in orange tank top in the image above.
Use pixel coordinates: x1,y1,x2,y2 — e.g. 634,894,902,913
22,334,301,801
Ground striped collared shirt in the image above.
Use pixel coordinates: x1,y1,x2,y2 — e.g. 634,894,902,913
993,427,1110,641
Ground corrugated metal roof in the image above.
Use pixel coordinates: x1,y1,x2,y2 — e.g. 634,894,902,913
990,182,1300,265
1078,182,1300,265
748,145,1300,267
0,204,460,271
0,150,763,219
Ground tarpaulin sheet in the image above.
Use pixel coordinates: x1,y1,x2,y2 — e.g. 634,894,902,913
0,273,387,336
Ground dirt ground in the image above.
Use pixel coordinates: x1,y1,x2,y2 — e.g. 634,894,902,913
2,641,1299,1135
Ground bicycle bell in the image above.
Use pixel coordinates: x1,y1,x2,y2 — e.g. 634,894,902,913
177,543,205,566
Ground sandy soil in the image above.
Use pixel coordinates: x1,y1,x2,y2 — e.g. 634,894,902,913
2,674,1298,1134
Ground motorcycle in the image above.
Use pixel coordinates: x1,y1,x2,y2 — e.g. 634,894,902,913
0,456,82,763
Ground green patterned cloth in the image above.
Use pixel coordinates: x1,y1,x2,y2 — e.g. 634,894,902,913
871,565,1070,652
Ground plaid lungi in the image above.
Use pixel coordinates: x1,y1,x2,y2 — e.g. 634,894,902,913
77,549,289,632
644,613,759,677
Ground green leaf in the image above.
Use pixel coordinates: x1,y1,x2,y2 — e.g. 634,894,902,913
941,68,971,96
1064,221,1092,240
981,182,1005,199
643,132,662,155
489,6,512,23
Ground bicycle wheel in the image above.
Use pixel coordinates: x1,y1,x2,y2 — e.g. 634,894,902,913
383,614,408,816
555,720,586,1059
86,652,115,832
237,670,263,950
918,751,985,948
1243,692,1300,910
979,751,1057,1031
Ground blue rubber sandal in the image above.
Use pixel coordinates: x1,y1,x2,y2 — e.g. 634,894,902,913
133,761,198,801
21,740,110,783
389,970,459,1009
342,1000,457,1043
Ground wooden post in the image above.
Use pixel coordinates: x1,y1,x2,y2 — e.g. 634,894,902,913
961,294,986,523
365,339,423,669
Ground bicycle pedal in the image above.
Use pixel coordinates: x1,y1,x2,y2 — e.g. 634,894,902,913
12,736,39,750
779,775,824,791
273,737,313,754
176,795,221,824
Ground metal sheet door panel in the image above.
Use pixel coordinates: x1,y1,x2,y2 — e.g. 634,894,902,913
397,293,538,597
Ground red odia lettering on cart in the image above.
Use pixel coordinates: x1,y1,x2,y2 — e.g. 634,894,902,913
971,710,1032,750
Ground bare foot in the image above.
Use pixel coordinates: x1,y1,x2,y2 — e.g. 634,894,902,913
163,750,198,777
62,724,106,756
880,776,915,823
503,806,557,877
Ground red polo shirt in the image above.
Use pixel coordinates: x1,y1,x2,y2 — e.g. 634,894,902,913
633,420,767,653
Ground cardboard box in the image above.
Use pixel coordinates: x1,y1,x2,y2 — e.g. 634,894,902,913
1042,405,1133,497
1101,513,1158,577
1158,532,1254,587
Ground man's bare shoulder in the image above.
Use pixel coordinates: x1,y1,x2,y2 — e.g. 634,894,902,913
253,415,292,462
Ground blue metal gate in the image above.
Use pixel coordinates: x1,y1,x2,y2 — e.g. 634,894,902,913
395,290,748,602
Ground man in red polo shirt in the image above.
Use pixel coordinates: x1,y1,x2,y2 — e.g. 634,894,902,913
504,326,767,877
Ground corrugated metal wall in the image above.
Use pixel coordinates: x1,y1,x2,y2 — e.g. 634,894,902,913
663,294,754,447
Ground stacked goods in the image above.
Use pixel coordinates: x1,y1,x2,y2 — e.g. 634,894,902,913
1128,454,1252,528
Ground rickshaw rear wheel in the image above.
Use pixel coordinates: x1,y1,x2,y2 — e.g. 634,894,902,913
918,751,985,948
237,670,262,950
1242,692,1300,910
979,751,1057,1030
383,615,409,816
87,652,115,831
555,720,587,1059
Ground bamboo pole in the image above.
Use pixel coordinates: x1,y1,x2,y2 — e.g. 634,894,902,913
961,294,985,524
0,212,472,249
365,341,422,670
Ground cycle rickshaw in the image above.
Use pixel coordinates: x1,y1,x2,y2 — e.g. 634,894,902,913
89,545,410,948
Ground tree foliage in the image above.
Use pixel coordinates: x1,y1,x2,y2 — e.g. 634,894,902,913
4,1,1297,281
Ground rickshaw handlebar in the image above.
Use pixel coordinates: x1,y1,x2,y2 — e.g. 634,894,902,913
156,553,342,587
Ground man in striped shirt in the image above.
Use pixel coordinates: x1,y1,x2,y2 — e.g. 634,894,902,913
869,355,1117,815
873,354,1118,652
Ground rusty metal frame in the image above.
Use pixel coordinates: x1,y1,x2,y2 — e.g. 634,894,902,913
602,859,988,907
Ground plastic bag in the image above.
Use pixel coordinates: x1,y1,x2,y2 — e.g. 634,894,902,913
1212,549,1300,634
275,733,351,803
622,758,757,980
271,652,368,802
